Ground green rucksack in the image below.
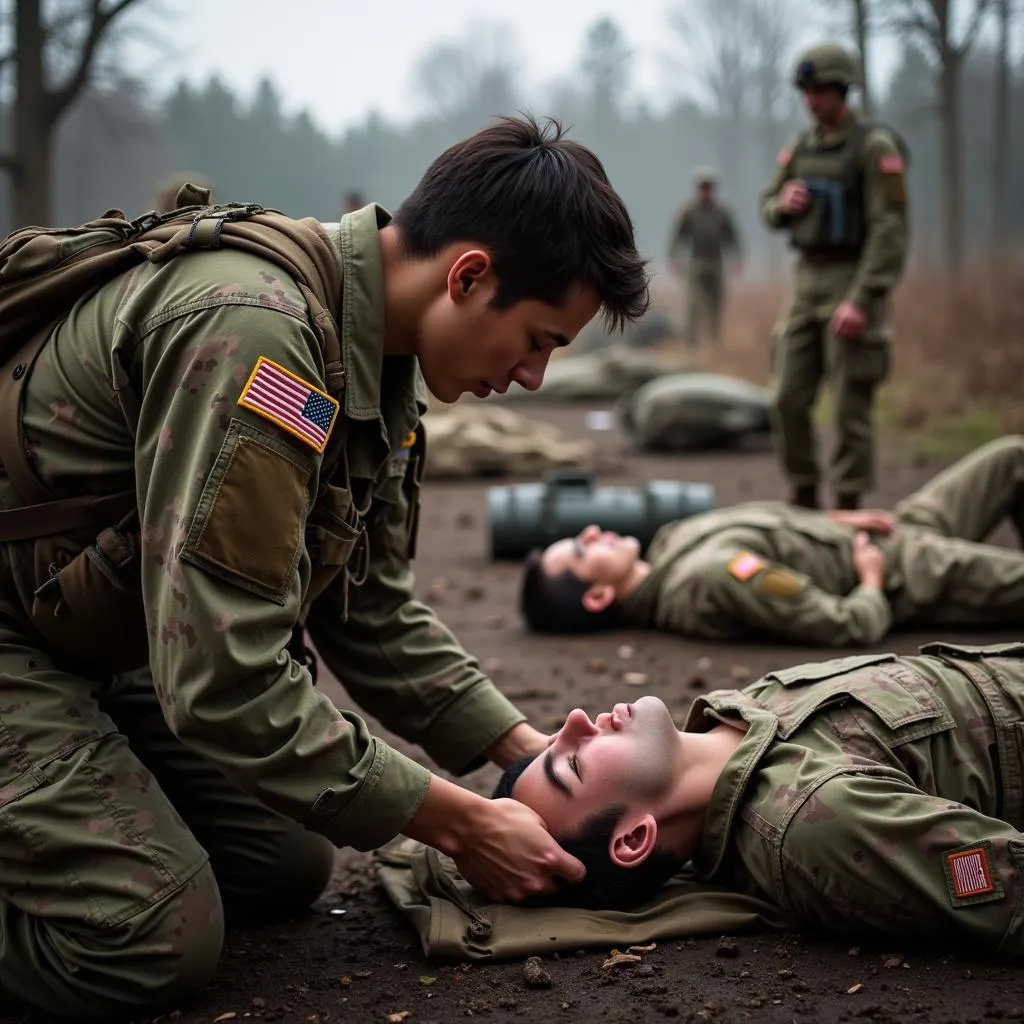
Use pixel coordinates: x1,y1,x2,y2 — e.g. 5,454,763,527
0,183,346,543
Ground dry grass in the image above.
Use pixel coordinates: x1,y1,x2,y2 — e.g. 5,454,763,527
646,259,1024,457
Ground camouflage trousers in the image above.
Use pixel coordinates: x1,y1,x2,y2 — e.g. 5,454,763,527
771,259,892,498
0,608,335,1018
683,259,725,348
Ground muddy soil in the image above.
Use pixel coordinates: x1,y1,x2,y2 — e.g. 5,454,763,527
5,404,1021,1024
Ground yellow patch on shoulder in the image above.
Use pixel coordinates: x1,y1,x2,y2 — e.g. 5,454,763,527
237,356,338,455
400,430,417,448
727,551,765,582
756,569,803,600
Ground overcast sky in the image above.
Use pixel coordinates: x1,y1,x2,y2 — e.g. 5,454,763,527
130,0,900,135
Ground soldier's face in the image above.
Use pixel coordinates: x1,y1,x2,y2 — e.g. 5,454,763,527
510,696,683,839
542,524,642,587
416,249,601,404
802,84,846,125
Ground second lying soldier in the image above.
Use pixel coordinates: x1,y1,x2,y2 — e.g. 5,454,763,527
520,435,1024,647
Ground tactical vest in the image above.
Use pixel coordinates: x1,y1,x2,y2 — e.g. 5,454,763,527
785,121,907,257
0,186,372,674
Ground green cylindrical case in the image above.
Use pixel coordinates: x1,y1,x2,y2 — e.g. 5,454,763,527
487,470,715,560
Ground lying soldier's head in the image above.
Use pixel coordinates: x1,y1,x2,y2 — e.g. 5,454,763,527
519,525,650,634
492,696,694,910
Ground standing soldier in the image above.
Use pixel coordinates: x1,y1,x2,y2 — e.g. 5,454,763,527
668,167,742,349
761,43,909,510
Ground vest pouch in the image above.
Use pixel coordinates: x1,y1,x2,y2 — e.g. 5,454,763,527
303,484,366,608
30,525,149,674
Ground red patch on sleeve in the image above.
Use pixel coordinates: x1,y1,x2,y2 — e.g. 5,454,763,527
776,147,791,166
878,154,905,174
727,551,765,582
947,847,994,899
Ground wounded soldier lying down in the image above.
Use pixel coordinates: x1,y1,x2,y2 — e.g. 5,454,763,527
493,641,1024,952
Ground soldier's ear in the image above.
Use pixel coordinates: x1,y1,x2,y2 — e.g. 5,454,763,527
610,814,658,868
582,583,616,613
447,249,492,303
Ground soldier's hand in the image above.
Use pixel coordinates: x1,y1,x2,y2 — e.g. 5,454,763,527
779,180,811,216
830,302,867,339
453,798,586,903
853,531,886,588
484,722,550,768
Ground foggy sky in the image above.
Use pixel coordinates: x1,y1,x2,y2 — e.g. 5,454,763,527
127,0,900,135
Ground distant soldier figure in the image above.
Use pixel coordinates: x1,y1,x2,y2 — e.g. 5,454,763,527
343,190,366,213
668,167,742,349
151,171,213,213
760,43,909,511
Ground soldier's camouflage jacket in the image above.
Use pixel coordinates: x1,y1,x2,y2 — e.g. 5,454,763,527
0,204,525,851
620,499,1023,647
688,642,1024,949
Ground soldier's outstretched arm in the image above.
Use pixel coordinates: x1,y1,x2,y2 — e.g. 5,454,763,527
668,207,692,261
304,435,527,780
844,130,909,311
759,140,797,230
780,771,1024,953
660,550,893,646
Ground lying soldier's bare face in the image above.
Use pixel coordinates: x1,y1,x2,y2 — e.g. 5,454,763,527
542,524,643,585
510,695,685,835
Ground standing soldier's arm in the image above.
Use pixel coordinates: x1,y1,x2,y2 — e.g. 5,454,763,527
668,206,692,262
658,549,892,646
844,131,909,312
304,430,527,781
722,208,742,260
759,140,798,230
780,772,1024,953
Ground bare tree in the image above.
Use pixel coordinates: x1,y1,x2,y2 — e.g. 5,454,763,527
991,0,1013,250
411,20,523,128
814,0,878,115
0,0,150,227
880,0,993,271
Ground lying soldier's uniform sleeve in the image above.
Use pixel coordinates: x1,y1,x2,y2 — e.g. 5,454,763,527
781,772,1024,952
691,549,892,647
137,302,431,852
305,434,526,779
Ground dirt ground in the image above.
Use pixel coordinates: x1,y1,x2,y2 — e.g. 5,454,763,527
5,403,1023,1024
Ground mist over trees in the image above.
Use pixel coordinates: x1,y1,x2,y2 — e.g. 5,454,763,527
0,0,1021,273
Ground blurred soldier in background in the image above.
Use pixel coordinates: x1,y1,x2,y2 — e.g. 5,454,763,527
152,171,213,212
760,42,909,511
343,190,366,213
668,167,742,349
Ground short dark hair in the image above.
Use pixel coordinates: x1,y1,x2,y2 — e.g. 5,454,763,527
492,756,683,911
394,114,650,333
519,549,623,634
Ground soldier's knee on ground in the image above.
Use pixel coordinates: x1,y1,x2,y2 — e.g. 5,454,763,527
221,826,335,923
5,862,225,1019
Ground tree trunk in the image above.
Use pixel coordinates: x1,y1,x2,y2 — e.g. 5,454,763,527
939,45,963,272
852,0,872,117
991,0,1010,251
13,0,52,226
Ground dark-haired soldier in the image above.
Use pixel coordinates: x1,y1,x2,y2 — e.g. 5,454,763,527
493,640,1024,957
0,116,649,1016
519,436,1024,646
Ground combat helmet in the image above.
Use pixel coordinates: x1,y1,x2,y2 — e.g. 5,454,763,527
792,42,860,89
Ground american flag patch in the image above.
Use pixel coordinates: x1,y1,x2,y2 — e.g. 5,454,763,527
947,846,994,899
237,356,339,454
878,153,905,174
728,551,765,582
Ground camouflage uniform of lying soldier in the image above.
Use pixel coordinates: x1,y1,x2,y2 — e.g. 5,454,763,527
519,435,1024,647
492,640,1024,956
